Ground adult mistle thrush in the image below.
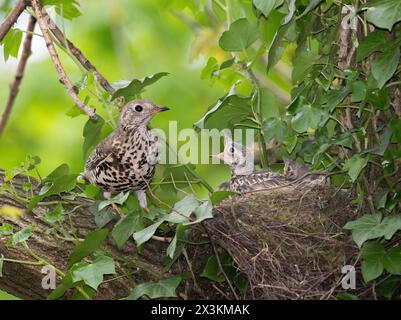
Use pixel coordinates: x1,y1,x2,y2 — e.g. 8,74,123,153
81,99,169,211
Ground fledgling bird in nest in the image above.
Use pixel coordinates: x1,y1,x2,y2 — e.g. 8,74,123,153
81,99,169,211
214,132,286,193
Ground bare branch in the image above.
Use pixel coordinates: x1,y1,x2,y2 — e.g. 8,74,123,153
0,0,28,42
0,16,36,136
42,12,115,95
30,0,96,119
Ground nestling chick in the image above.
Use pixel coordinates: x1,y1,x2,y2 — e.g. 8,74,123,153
215,132,285,193
81,99,169,211
283,158,327,186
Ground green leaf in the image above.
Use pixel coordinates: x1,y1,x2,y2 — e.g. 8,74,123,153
364,0,401,31
337,293,358,300
356,30,388,62
210,191,236,205
344,213,385,247
253,0,280,17
0,223,13,236
371,46,400,88
47,273,74,300
350,81,367,103
390,118,401,143
71,255,115,290
111,72,169,101
201,252,236,282
343,154,368,183
133,221,163,246
262,117,287,142
201,57,219,80
362,259,384,282
183,200,213,226
112,211,143,249
290,104,322,133
382,215,401,240
43,204,65,225
98,192,130,211
82,116,105,160
266,0,296,72
383,246,401,274
194,85,252,131
68,229,109,267
166,224,187,259
165,194,200,224
89,202,116,228
11,227,33,245
1,28,22,61
42,0,81,20
219,18,258,52
367,87,390,110
127,275,182,300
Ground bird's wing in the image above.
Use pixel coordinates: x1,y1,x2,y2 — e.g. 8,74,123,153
85,133,117,172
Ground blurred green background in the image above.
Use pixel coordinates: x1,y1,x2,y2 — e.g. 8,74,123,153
0,0,290,192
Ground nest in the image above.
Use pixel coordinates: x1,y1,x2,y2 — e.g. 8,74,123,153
206,186,358,299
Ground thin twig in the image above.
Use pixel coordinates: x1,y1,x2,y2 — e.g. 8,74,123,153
41,11,115,95
0,0,28,42
0,16,36,136
30,0,96,119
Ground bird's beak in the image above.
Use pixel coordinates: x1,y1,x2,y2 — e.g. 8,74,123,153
156,105,170,112
211,152,225,161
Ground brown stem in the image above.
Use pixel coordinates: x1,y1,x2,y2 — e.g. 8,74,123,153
41,12,115,95
30,0,96,119
0,16,36,136
0,0,28,42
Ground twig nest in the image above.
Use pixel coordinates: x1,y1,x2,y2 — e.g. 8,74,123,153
207,185,358,299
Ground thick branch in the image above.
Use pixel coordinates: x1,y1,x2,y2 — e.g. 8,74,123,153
0,0,28,43
0,16,36,136
30,0,96,119
42,12,115,95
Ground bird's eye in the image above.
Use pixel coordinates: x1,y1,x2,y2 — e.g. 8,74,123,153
229,147,235,153
134,105,143,112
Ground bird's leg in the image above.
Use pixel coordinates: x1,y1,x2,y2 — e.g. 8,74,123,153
103,191,123,218
135,189,149,213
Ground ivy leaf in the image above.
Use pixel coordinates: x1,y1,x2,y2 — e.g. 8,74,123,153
210,191,236,205
356,30,388,62
111,72,169,101
42,0,81,20
219,18,258,52
363,0,401,31
0,223,13,236
98,192,130,211
201,252,236,282
1,28,22,61
11,227,34,245
194,84,252,131
47,273,75,300
266,0,296,72
43,204,65,225
262,117,287,142
371,46,400,89
166,224,187,259
68,229,109,267
344,213,385,247
112,211,143,249
89,202,116,228
201,57,219,80
133,221,163,246
390,118,401,143
127,275,182,300
291,104,322,133
253,0,281,17
165,194,200,224
183,200,213,226
382,215,401,240
71,255,116,290
361,242,385,282
351,81,367,103
82,116,105,160
383,246,401,274
343,154,368,183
